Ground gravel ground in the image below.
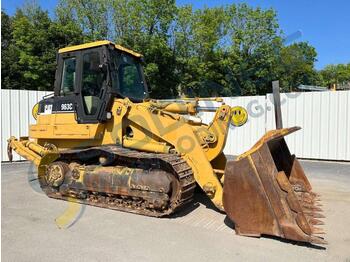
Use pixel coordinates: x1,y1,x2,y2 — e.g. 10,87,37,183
2,160,350,262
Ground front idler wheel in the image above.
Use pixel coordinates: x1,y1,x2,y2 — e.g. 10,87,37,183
46,162,69,188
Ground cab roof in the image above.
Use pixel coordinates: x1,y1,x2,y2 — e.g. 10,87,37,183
58,40,142,58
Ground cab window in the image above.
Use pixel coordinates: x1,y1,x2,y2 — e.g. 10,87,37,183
82,51,103,115
112,53,147,101
60,57,76,96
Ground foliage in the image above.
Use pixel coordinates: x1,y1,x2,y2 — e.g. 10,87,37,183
319,63,350,87
1,11,21,90
56,0,110,41
174,5,229,97
1,3,83,91
109,0,179,98
222,4,283,95
279,42,322,91
1,1,349,95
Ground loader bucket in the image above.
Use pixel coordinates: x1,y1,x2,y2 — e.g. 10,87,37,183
223,127,326,245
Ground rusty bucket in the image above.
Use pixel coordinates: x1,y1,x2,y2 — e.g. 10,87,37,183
223,127,326,245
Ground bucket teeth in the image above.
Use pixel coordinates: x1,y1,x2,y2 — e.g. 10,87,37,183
302,204,323,212
300,199,313,205
299,198,315,205
314,207,323,212
305,212,325,218
308,218,325,225
311,226,326,234
310,236,328,245
307,195,321,201
297,194,313,201
298,195,322,205
310,192,321,198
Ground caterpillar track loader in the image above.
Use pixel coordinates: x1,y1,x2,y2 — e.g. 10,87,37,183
8,40,326,245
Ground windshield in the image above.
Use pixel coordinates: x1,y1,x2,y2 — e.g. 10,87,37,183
111,52,147,100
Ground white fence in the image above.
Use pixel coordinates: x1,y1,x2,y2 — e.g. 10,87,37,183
266,91,350,161
1,89,350,161
1,90,53,161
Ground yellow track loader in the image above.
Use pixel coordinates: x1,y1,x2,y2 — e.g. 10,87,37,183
8,40,325,245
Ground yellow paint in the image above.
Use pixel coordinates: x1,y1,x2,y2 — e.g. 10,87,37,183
204,105,232,161
123,137,171,153
7,136,59,166
151,101,197,115
58,40,142,58
121,99,228,209
55,198,83,229
31,113,105,140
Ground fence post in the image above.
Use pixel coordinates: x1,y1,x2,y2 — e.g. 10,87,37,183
272,80,283,129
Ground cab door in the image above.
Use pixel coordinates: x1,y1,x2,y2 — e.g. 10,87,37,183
52,50,80,115
75,47,107,123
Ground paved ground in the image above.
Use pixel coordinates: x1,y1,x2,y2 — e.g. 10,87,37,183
2,160,350,262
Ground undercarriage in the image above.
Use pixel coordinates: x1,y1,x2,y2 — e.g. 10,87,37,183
41,145,196,217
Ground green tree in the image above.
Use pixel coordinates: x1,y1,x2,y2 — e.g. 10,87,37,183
1,11,22,89
1,11,12,50
223,4,283,95
56,0,110,41
173,6,230,97
11,7,56,90
173,4,285,97
279,42,321,91
110,0,179,98
320,63,350,87
1,3,84,91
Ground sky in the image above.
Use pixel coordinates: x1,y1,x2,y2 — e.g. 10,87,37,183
2,0,349,69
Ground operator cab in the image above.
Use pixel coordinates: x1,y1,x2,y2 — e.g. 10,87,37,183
38,40,148,123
